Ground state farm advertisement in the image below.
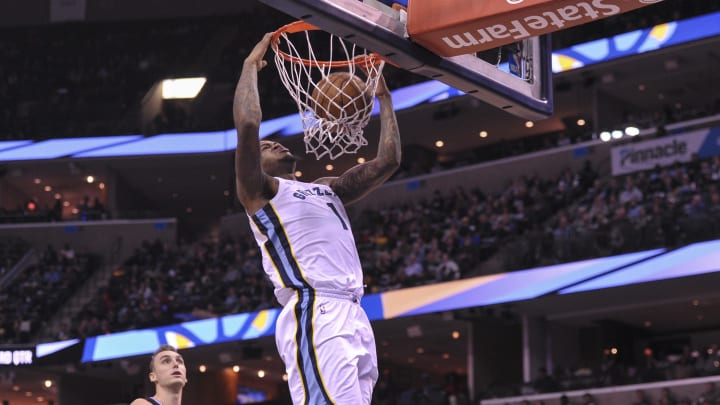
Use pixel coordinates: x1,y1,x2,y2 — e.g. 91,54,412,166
407,0,664,56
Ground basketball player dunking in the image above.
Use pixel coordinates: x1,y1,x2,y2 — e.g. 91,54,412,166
234,33,401,405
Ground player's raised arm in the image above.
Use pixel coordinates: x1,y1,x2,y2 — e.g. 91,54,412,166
233,33,276,213
320,74,401,205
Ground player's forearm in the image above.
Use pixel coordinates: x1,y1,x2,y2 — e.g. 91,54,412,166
234,62,263,133
233,62,264,200
375,94,401,171
328,95,400,204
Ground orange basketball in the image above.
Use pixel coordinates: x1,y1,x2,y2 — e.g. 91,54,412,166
311,72,372,121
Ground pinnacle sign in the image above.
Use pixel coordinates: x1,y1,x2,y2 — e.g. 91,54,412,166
610,127,720,176
407,0,664,57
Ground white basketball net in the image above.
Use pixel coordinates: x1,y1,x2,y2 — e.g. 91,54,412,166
272,25,385,160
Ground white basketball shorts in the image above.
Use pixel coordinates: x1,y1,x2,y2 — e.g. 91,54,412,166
275,289,378,405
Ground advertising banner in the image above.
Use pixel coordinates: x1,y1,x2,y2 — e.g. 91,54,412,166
0,346,34,366
407,0,663,56
610,126,720,176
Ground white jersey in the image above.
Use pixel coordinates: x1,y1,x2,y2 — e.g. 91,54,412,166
248,177,364,305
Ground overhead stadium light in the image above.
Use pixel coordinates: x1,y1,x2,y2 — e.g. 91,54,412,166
162,77,207,99
625,126,640,136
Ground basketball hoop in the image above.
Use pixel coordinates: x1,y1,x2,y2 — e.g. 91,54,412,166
271,21,386,160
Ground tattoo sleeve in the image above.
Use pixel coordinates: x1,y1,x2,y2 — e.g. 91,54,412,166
330,94,401,205
233,61,265,206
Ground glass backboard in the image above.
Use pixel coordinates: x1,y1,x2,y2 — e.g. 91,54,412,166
258,0,554,120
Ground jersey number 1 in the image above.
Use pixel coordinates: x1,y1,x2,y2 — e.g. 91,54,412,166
326,203,348,230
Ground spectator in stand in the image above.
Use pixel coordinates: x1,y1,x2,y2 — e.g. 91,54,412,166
632,389,652,405
588,194,609,225
579,160,599,191
611,204,639,254
677,173,697,196
696,382,720,404
78,195,91,220
660,171,677,196
605,177,622,204
579,392,597,405
619,177,644,205
435,252,460,282
658,387,678,405
92,197,107,220
671,352,696,380
400,252,424,285
60,243,75,264
51,198,63,221
685,193,706,216
682,192,709,241
532,367,559,393
397,373,446,405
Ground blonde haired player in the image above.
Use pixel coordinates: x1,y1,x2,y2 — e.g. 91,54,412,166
234,33,401,404
130,344,187,405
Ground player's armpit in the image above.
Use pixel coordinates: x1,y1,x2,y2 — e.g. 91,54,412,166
327,160,396,205
313,177,336,186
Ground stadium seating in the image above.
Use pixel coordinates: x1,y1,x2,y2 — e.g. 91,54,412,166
0,244,101,343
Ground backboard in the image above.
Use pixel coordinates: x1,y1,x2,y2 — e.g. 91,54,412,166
257,0,554,120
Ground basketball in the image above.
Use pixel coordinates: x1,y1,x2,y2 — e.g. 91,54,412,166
311,72,372,121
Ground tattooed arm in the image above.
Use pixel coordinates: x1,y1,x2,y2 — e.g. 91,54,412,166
316,74,401,205
234,33,278,214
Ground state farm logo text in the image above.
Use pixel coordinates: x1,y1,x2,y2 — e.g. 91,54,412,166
506,0,663,4
445,0,635,50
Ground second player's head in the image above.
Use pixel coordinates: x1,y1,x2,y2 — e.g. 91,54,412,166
148,344,187,389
